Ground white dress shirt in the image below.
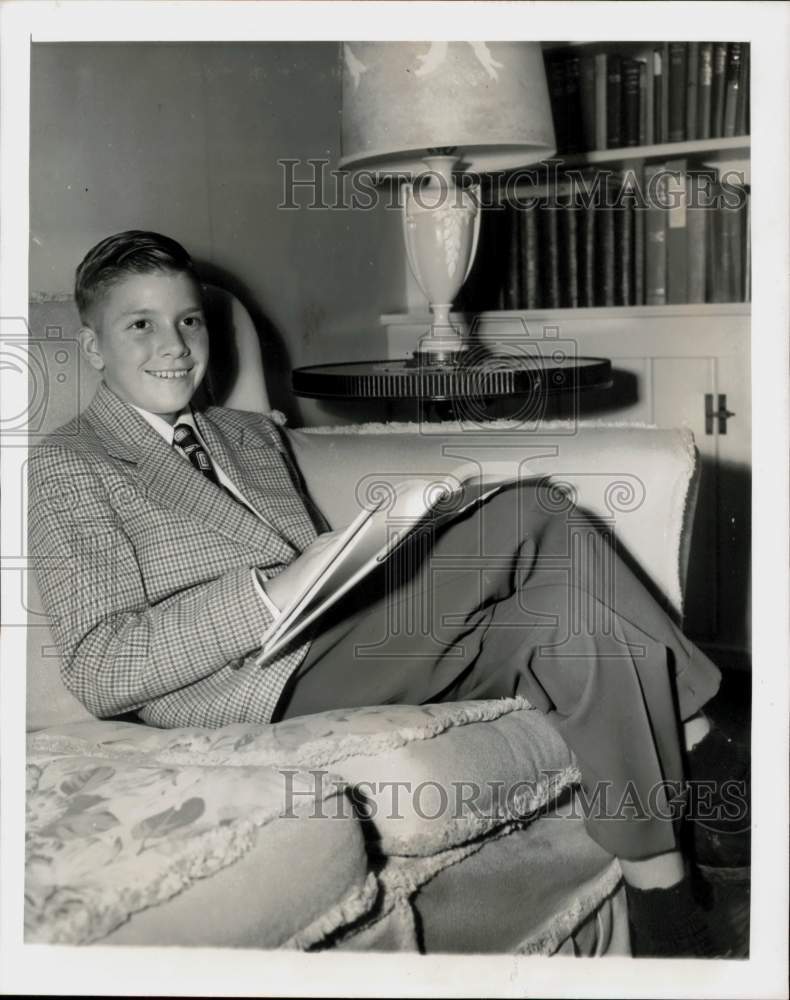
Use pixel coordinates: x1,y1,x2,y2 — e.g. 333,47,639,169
131,404,281,620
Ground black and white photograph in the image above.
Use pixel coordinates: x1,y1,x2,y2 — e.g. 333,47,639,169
0,2,787,997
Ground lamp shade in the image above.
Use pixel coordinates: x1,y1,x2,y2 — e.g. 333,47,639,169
340,41,556,174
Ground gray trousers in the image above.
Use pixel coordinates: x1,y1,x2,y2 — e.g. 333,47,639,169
275,482,722,860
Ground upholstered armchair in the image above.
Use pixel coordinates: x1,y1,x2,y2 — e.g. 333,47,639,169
24,288,702,954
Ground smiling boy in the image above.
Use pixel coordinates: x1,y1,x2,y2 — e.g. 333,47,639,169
28,230,748,957
77,266,209,417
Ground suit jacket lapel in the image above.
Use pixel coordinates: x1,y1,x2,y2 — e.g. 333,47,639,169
83,383,299,562
193,409,312,554
193,409,304,551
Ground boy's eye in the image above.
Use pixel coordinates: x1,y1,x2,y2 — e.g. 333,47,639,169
130,319,151,331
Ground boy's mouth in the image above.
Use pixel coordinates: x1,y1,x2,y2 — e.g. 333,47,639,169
146,369,192,381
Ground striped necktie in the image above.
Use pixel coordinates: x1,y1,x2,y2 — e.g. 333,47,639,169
173,422,221,486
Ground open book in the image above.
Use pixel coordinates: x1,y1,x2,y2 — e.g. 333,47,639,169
253,466,519,666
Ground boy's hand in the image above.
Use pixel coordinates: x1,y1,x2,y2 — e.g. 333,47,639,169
261,530,346,613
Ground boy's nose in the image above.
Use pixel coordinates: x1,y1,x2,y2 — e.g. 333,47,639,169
158,325,189,356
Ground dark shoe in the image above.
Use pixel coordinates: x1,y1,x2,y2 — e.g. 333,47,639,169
625,876,719,958
689,820,751,882
683,722,751,883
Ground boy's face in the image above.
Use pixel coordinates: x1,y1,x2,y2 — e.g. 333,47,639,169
80,270,209,422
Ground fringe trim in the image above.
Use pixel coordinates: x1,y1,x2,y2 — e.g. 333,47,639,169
388,900,420,950
282,871,380,950
514,859,624,956
328,825,516,952
299,420,662,435
672,427,698,620
374,764,582,857
28,697,538,771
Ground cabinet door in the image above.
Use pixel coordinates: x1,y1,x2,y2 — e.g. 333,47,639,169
651,354,750,655
711,349,752,657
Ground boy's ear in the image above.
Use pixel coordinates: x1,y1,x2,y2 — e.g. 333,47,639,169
78,326,105,372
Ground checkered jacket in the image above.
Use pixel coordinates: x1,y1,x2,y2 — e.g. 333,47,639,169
28,381,319,727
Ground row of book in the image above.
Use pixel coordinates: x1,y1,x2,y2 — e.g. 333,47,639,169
463,168,750,311
545,42,750,154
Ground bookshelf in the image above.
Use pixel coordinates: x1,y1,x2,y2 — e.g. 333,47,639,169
459,40,752,315
552,135,749,169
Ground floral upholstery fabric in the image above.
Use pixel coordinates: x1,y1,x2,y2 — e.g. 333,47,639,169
25,750,371,946
26,698,580,946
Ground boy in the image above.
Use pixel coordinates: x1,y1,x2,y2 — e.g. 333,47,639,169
28,231,748,956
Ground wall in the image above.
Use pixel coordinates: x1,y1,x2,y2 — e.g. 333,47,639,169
30,42,406,425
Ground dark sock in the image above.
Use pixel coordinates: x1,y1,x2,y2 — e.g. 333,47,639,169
625,875,718,958
686,723,749,785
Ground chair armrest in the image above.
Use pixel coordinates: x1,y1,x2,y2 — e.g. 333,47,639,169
285,421,698,620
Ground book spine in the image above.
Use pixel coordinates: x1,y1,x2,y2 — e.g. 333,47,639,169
622,58,642,146
597,202,616,306
697,42,713,140
645,164,668,305
723,42,742,138
707,185,719,302
711,42,728,138
617,196,634,306
547,56,568,152
606,54,623,148
579,55,597,151
686,174,708,303
686,41,699,140
594,53,608,150
561,205,580,308
564,55,583,153
542,206,561,308
729,186,745,301
718,195,735,301
580,201,596,307
745,43,750,134
644,48,655,144
505,207,522,308
633,169,646,305
639,60,648,145
523,207,540,309
665,159,688,303
735,42,749,135
653,47,664,143
668,42,687,142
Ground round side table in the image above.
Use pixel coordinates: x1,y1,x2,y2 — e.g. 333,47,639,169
293,355,613,421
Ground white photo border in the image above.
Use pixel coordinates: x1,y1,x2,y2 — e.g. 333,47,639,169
1,2,788,997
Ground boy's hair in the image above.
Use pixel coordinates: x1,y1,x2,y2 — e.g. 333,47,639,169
74,230,200,325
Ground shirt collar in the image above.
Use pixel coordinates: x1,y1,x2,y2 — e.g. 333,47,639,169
130,404,197,446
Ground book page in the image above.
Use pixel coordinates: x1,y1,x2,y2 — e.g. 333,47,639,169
254,470,518,666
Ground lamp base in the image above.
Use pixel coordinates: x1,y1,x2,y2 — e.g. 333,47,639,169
403,155,481,363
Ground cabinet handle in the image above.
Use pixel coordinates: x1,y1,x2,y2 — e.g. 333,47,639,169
705,393,736,435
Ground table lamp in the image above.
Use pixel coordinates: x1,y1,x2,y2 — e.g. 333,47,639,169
339,41,556,364
293,41,611,411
